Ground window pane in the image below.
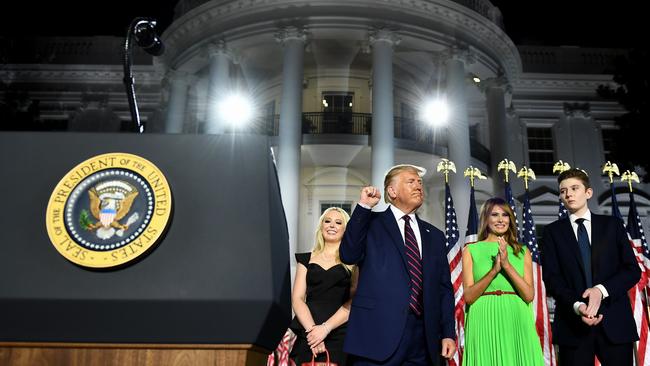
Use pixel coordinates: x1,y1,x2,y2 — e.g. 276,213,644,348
320,202,352,215
528,127,554,175
602,129,617,162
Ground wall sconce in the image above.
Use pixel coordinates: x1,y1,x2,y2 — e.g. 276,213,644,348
467,72,481,84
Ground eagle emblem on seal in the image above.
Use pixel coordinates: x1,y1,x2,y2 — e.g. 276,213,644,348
79,180,140,240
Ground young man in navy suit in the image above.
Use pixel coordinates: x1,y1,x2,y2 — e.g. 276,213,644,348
542,168,640,365
340,164,455,366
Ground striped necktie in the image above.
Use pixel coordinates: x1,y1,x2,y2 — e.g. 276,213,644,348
403,215,423,316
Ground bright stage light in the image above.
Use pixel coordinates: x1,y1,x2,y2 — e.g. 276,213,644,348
217,93,255,127
420,99,449,127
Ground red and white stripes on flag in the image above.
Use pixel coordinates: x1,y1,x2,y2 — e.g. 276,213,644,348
523,191,556,365
444,183,464,366
532,259,556,366
628,238,650,366
625,192,650,366
268,329,297,366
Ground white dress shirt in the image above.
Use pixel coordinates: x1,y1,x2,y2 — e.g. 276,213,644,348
569,210,609,315
389,205,423,255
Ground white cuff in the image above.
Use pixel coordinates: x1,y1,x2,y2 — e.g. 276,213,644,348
357,202,371,210
573,301,586,316
595,284,608,299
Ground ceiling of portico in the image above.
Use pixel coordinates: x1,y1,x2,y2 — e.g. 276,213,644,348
163,0,521,82
179,30,494,108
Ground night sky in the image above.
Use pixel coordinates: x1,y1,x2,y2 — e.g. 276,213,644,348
0,1,644,48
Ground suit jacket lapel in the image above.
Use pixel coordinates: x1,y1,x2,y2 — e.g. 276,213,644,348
559,217,589,283
590,213,606,279
380,209,409,270
416,215,435,279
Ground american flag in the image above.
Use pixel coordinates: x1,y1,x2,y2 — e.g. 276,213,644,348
610,183,624,220
465,186,479,244
268,329,296,366
558,198,568,220
522,190,556,365
626,192,650,366
504,181,522,242
444,182,464,366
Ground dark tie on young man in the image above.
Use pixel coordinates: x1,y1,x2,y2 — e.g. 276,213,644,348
575,218,592,288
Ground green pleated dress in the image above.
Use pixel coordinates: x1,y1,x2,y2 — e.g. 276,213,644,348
462,241,544,366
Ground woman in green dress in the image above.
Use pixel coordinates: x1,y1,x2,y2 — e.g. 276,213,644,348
461,197,544,365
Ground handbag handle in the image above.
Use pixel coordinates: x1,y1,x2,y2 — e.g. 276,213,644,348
310,348,330,366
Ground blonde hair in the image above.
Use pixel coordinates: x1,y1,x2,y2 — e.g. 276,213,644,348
383,164,426,204
312,207,354,272
477,197,523,256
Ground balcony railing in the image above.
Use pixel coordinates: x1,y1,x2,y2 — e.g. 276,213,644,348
250,112,491,166
303,112,370,135
248,112,442,145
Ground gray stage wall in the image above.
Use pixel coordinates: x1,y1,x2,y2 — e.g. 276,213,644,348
0,132,291,350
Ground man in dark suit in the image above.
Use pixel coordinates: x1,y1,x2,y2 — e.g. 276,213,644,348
542,168,640,365
340,164,455,365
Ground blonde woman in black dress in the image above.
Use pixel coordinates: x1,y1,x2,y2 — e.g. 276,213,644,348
290,207,358,365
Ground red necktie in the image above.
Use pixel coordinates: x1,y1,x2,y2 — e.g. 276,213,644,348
403,215,423,315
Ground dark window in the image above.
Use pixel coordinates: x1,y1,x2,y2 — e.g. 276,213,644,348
399,103,418,140
321,92,354,133
527,127,554,175
602,128,617,162
322,92,353,113
400,102,416,120
320,202,352,216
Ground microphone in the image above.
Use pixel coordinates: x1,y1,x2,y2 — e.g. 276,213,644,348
134,20,165,56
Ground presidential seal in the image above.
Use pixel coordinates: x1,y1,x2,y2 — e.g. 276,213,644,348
45,153,172,268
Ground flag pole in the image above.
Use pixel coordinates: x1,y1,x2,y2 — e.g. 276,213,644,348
552,160,571,176
463,166,486,189
517,166,536,191
436,158,456,184
602,161,619,185
437,158,464,366
497,158,517,183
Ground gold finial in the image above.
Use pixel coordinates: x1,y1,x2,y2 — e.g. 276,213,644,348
602,161,620,184
552,160,571,175
497,159,517,183
621,170,640,192
463,166,486,188
517,166,537,190
436,158,457,183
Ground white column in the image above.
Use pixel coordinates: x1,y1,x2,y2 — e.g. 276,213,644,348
275,27,307,259
505,104,526,172
482,75,511,194
564,103,605,210
204,40,233,134
164,70,191,133
370,29,400,211
444,46,474,234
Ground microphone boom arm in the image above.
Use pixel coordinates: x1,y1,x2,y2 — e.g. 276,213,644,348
123,18,163,133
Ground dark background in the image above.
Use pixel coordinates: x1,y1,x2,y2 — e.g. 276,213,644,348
0,1,644,48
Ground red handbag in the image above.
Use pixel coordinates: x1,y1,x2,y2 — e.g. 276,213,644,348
301,349,337,366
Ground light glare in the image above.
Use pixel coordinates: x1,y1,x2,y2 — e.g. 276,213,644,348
218,94,254,126
420,99,449,126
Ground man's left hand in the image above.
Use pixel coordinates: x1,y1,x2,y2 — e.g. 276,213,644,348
581,314,604,326
582,287,603,318
440,338,456,359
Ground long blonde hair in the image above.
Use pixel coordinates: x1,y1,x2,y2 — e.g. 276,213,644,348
312,207,354,272
477,197,523,256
